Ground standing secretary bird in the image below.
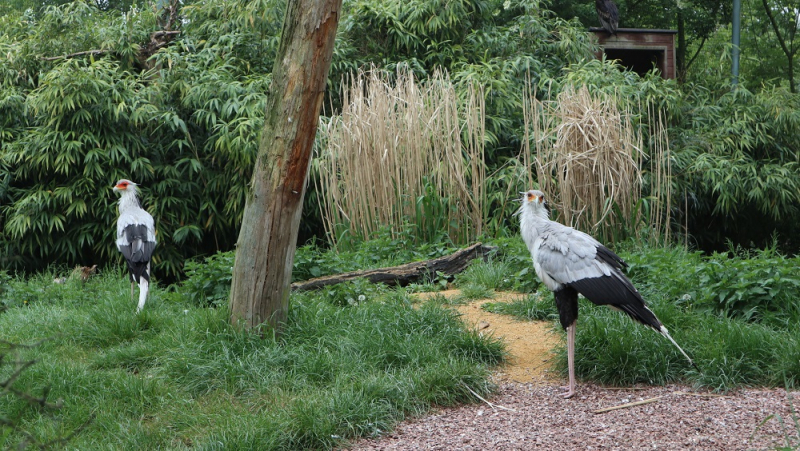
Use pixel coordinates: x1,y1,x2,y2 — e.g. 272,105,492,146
517,190,693,398
113,179,156,313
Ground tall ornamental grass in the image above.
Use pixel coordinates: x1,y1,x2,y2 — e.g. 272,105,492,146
524,85,643,241
315,68,486,247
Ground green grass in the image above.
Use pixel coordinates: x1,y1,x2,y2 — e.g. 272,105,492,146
0,270,505,449
482,292,558,321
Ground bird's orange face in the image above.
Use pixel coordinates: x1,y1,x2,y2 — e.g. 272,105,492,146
526,191,544,204
113,180,134,192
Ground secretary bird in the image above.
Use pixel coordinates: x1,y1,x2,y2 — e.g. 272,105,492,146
113,179,156,313
517,189,693,398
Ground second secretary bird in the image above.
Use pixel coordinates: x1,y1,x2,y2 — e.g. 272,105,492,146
113,179,156,313
517,190,693,398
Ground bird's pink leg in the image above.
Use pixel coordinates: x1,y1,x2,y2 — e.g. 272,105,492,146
562,321,576,399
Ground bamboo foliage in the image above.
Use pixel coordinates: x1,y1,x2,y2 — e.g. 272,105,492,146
316,68,486,246
524,85,658,242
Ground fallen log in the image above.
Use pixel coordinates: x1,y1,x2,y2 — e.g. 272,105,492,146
291,242,497,291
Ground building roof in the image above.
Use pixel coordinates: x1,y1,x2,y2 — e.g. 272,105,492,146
589,27,677,34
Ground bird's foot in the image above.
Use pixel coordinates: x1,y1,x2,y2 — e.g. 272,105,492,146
560,386,575,399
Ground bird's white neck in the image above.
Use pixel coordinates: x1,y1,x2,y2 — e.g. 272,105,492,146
518,202,549,249
522,202,549,221
117,188,141,213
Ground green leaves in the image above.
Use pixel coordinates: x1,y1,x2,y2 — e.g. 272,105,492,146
0,2,273,279
670,84,800,250
692,248,800,325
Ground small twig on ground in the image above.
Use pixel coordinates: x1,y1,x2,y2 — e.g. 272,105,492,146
672,391,726,398
460,382,517,412
601,387,648,391
593,396,663,414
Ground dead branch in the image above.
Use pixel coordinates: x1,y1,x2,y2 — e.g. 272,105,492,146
291,243,497,291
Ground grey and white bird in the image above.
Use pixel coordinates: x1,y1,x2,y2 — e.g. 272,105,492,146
596,0,619,35
517,189,693,398
113,179,156,313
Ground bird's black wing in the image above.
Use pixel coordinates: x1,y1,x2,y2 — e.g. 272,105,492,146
119,224,156,263
119,224,155,284
568,244,662,331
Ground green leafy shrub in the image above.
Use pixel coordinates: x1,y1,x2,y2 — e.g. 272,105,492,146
670,85,800,252
619,242,800,326
182,252,235,307
690,247,800,325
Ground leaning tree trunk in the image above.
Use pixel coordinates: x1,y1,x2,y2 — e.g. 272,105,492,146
229,0,342,332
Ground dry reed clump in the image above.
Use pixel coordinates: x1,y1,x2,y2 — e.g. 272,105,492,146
523,84,671,243
315,67,486,247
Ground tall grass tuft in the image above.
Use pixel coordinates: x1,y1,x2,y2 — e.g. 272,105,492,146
523,84,671,243
316,67,486,247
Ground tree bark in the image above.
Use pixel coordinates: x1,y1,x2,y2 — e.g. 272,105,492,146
229,0,342,332
676,9,686,82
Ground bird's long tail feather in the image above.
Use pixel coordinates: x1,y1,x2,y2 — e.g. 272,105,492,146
137,279,149,313
659,326,696,368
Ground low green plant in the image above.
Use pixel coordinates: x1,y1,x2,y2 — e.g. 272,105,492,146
452,284,494,303
406,270,451,293
183,230,460,307
319,278,390,307
689,246,800,325
182,251,235,307
453,258,513,291
486,237,541,293
482,293,558,322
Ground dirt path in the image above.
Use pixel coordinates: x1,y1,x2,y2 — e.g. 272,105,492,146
347,290,800,450
447,290,561,385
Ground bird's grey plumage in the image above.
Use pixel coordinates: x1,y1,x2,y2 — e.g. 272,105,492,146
517,189,693,398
